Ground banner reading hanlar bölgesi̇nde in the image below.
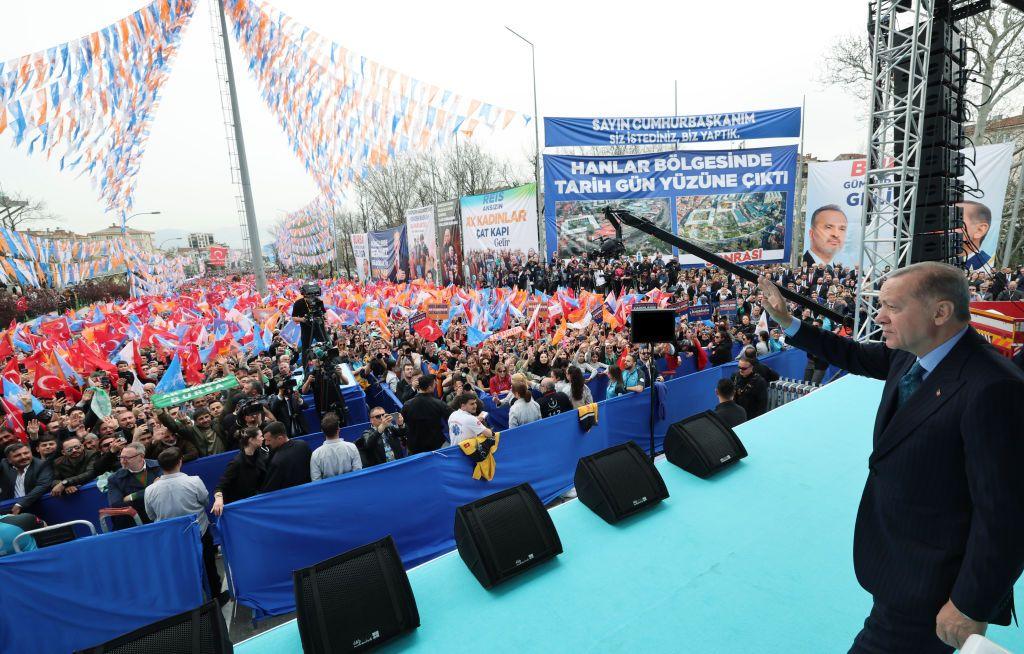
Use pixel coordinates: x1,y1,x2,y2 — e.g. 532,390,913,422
460,183,540,280
803,142,1014,270
544,145,797,266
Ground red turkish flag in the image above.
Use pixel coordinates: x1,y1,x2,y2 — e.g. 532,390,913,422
411,313,442,342
209,246,227,266
30,361,66,399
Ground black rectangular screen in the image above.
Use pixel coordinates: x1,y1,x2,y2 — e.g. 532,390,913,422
630,309,676,344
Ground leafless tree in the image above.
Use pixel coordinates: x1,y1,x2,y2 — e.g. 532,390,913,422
0,187,60,231
819,3,1024,143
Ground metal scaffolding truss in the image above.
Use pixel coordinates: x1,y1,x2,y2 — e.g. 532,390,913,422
854,0,935,341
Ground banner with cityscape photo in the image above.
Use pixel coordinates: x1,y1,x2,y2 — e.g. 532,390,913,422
544,145,797,266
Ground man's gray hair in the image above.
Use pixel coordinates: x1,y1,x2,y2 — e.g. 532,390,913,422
887,262,970,322
124,442,147,457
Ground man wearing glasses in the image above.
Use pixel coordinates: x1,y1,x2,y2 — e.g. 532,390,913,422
106,443,162,522
358,409,407,467
731,357,768,421
50,438,99,497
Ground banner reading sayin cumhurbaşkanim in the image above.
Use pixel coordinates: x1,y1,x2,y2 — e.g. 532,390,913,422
544,145,797,266
544,107,801,147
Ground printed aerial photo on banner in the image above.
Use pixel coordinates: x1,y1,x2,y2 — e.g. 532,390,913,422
803,142,1014,269
367,226,409,282
435,199,464,285
350,232,369,282
553,199,672,258
460,183,540,284
405,205,438,284
544,145,797,266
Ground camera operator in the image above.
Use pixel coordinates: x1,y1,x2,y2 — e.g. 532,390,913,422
291,282,327,362
300,348,350,425
268,377,306,438
226,398,274,447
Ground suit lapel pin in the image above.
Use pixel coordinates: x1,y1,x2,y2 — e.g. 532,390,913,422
935,388,941,397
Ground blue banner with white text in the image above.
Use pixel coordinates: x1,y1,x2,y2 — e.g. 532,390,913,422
544,145,797,266
544,107,801,147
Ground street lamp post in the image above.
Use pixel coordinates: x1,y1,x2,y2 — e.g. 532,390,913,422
505,26,543,252
122,211,161,233
159,237,183,251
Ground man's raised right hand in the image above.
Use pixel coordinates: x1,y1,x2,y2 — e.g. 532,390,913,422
756,275,793,330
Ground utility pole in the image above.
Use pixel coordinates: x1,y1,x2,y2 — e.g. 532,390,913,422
216,0,267,294
506,26,543,252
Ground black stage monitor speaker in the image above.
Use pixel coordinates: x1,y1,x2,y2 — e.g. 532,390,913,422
630,308,676,344
454,483,562,589
665,410,748,478
574,441,669,524
293,536,419,653
74,600,232,654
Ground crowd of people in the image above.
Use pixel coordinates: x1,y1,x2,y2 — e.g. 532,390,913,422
1,254,1022,598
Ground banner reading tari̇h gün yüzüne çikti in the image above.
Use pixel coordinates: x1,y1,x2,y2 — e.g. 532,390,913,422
544,145,797,266
367,226,409,283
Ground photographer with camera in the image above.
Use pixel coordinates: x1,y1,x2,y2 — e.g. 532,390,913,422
268,376,306,438
226,397,275,447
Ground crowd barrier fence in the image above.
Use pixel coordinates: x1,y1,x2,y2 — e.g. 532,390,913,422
219,348,817,618
0,515,204,654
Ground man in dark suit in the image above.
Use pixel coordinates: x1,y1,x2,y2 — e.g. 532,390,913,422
713,378,747,428
0,443,53,515
259,421,311,493
759,262,1024,652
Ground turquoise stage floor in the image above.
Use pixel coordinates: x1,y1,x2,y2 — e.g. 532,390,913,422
238,375,1024,653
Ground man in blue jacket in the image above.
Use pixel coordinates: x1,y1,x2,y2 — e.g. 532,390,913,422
106,442,162,522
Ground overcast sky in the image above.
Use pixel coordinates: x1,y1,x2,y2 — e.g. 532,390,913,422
0,0,869,244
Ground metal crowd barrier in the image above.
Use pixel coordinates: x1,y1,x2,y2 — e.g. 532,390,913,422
768,378,822,410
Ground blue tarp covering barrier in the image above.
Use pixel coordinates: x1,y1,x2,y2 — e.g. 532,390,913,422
0,516,204,654
0,421,371,528
219,348,814,619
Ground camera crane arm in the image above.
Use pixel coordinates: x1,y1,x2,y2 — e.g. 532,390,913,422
602,207,849,327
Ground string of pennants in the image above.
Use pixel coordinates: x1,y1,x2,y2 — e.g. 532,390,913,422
1,0,530,254
225,0,532,201
0,226,188,293
0,0,196,220
275,197,337,268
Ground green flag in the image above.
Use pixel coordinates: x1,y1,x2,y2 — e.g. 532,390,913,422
152,375,240,409
91,387,112,419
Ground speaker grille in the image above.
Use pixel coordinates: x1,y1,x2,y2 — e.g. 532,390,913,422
305,550,392,651
474,492,547,577
597,447,656,513
687,422,737,466
294,537,418,654
103,613,217,654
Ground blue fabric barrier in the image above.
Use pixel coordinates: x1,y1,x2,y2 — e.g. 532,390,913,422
219,348,810,619
365,381,403,414
0,515,204,654
300,385,369,434
0,421,373,528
